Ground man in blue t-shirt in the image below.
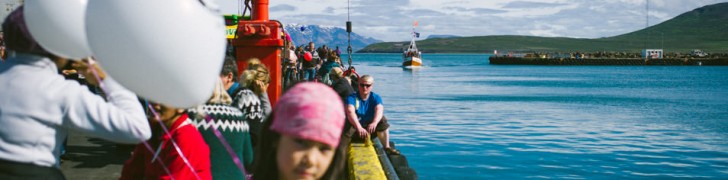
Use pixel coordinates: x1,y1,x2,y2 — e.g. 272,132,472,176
345,75,400,155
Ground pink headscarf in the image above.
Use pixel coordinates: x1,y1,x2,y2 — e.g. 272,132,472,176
270,82,345,147
284,32,292,42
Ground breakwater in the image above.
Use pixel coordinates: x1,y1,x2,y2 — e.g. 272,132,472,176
489,57,728,65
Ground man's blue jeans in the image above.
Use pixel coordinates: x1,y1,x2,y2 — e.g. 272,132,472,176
304,68,316,81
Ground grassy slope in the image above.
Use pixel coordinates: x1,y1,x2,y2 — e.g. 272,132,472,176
359,3,728,53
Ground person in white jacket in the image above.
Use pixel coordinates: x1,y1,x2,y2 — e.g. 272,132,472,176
0,6,151,179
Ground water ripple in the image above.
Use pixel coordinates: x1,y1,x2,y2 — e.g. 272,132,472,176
351,54,728,179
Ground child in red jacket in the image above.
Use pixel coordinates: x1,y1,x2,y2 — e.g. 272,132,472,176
120,103,212,180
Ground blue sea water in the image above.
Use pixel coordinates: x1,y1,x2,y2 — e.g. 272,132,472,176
347,53,728,179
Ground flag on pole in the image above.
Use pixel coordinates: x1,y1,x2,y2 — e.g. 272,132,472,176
413,21,419,27
415,32,420,38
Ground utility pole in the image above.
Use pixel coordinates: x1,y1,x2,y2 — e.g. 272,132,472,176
645,0,649,50
643,0,649,61
661,32,664,50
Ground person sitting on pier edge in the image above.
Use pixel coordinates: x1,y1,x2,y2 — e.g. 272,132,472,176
252,82,346,180
344,75,400,155
0,7,151,179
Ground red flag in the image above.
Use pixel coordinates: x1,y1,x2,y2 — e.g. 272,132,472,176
413,21,419,27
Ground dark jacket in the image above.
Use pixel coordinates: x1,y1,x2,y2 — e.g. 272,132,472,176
332,77,354,102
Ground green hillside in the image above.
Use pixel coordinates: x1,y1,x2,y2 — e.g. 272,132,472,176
359,3,728,53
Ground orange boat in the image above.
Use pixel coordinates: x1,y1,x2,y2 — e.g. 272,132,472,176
402,24,422,68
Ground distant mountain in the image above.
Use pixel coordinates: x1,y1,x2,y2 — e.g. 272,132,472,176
359,2,728,53
427,35,460,39
284,24,382,52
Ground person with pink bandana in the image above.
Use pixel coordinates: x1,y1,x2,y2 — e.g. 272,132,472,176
251,82,346,180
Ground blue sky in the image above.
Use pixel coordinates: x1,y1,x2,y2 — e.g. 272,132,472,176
224,0,727,42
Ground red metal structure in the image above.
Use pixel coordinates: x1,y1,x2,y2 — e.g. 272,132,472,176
233,0,284,105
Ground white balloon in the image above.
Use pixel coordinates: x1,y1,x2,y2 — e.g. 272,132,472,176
25,0,92,59
86,0,226,108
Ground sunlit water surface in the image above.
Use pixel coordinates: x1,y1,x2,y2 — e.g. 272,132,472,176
347,53,728,179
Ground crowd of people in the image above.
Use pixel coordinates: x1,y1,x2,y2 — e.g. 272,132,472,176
0,6,399,180
282,41,348,89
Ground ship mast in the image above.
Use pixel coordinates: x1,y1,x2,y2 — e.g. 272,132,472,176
409,22,418,52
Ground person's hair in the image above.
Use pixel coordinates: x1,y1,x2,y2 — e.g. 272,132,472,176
360,75,374,84
251,113,345,180
240,61,270,95
327,54,338,62
329,49,337,58
247,58,262,68
2,6,51,56
207,79,232,105
330,67,344,80
295,46,303,53
220,56,239,82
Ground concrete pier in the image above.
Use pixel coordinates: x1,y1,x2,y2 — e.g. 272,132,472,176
489,57,728,65
59,132,132,179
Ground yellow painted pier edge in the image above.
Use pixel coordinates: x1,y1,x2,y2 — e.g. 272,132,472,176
348,139,387,180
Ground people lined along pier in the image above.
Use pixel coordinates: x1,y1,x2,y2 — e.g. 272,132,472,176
0,6,405,180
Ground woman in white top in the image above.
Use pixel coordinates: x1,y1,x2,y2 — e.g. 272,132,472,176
0,7,151,179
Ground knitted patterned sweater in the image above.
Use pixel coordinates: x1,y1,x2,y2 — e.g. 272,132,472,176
187,104,253,179
231,88,264,147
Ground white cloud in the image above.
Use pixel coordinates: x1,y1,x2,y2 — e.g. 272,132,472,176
217,0,728,42
528,23,568,37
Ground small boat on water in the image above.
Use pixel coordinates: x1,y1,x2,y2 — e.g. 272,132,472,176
402,22,422,68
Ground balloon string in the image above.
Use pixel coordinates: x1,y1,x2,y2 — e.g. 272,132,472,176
147,103,203,180
140,139,176,180
201,113,250,178
85,62,176,179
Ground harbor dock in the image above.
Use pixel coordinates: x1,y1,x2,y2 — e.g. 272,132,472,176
489,56,728,65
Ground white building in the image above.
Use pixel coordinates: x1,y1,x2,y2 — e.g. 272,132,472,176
642,49,663,59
